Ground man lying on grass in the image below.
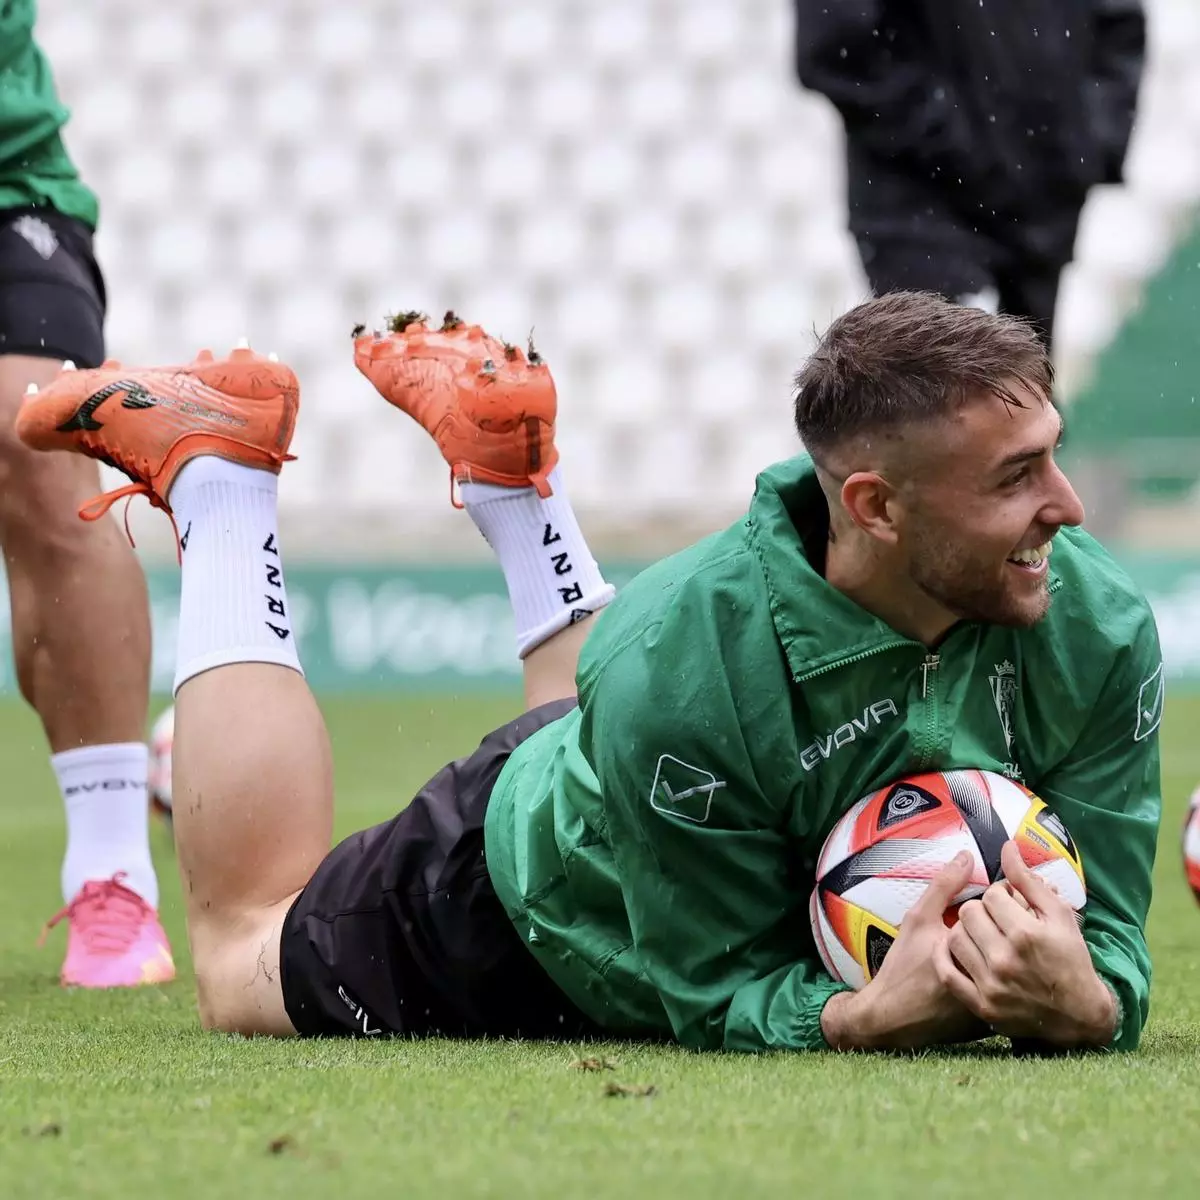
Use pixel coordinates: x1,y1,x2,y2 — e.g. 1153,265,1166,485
17,292,1161,1052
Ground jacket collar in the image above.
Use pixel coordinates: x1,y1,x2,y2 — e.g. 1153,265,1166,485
744,455,1064,681
746,456,913,682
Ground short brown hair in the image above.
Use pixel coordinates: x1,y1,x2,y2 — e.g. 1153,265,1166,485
793,292,1053,461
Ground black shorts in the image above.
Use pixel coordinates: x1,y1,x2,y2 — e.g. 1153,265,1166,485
280,698,604,1040
0,206,106,366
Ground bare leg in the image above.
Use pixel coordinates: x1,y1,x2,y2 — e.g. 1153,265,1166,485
522,615,597,710
173,664,332,1034
166,456,331,1034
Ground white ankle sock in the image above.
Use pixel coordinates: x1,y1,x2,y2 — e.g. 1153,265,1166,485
459,466,614,658
168,457,303,693
54,742,158,907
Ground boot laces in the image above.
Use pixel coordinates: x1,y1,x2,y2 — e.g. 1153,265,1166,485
39,873,155,956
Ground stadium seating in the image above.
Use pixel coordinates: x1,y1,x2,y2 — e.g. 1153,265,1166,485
37,0,1200,553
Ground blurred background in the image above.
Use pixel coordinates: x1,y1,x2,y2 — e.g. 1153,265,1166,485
5,0,1200,692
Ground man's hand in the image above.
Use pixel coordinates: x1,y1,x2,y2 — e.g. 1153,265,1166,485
933,841,1117,1048
821,850,991,1051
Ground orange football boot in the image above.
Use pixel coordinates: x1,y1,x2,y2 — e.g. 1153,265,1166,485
353,310,558,500
15,345,299,528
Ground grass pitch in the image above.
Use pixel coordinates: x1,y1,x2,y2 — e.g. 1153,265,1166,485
2,692,1200,1199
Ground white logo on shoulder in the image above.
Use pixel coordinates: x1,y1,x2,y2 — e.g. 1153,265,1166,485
12,214,59,260
1134,662,1165,743
650,755,726,824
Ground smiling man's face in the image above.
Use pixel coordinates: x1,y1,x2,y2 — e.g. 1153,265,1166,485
893,383,1086,629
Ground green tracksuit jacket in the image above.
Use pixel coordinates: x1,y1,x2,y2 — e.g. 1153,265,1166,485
485,456,1163,1052
0,1,97,226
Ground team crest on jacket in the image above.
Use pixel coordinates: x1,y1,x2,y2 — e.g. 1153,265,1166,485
989,660,1022,779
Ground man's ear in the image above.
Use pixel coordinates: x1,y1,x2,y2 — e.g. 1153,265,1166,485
840,471,902,545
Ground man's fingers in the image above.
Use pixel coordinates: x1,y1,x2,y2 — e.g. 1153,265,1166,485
947,918,992,983
1003,881,1034,912
981,880,1036,935
957,898,1009,962
910,850,973,922
934,935,984,1013
1000,840,1063,917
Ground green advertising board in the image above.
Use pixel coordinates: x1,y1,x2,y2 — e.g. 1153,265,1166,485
1,556,1199,694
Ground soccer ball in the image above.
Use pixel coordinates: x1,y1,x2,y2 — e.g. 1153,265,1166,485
148,705,175,819
809,769,1086,990
1183,786,1200,903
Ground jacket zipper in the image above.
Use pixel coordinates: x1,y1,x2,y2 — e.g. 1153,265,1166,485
919,653,941,768
793,639,913,684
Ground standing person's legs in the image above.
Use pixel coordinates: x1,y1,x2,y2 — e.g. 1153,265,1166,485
996,256,1072,354
0,208,166,988
994,207,1083,352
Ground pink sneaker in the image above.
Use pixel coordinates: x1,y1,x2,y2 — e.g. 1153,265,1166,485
42,874,176,988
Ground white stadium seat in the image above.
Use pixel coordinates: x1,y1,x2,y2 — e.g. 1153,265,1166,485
564,139,644,208
215,11,288,74
591,358,674,427
686,351,764,422
381,143,460,209
620,70,696,138
522,72,603,139
476,142,552,207
105,148,178,215
743,278,818,351
1074,190,1174,281
302,10,376,72
422,212,495,275
344,78,415,141
1054,265,1127,361
194,146,273,215
608,208,684,276
233,213,311,283
488,5,561,68
253,78,326,142
398,7,470,68
661,139,737,207
581,6,657,70
647,278,725,348
513,210,590,276
702,208,776,276
671,4,749,66
144,217,215,287
709,69,789,139
290,145,366,213
60,82,140,154
161,80,237,148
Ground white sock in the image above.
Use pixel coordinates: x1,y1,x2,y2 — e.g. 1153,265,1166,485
55,742,158,908
168,457,303,693
459,466,614,658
